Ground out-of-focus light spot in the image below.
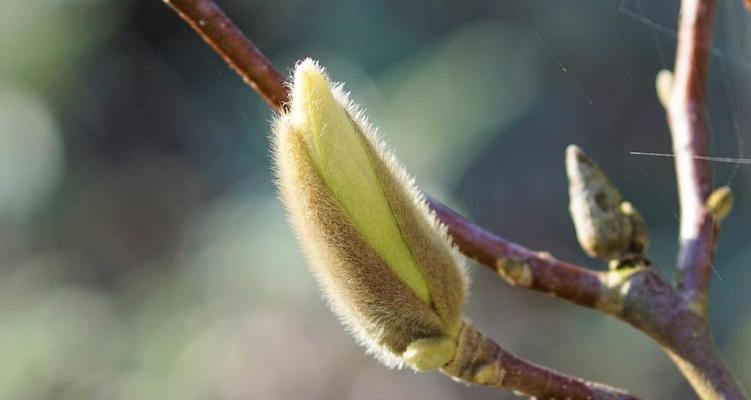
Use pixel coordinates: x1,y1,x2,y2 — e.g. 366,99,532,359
0,85,63,222
183,191,312,301
0,254,120,399
0,0,117,86
356,20,543,185
349,361,457,400
727,314,751,389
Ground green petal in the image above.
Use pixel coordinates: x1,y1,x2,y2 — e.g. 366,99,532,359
290,60,431,304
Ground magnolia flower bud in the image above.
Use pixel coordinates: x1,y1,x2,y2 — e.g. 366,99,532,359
272,59,466,370
566,145,649,261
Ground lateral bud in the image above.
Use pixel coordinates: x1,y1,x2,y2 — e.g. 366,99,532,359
566,145,649,266
441,321,505,386
706,186,733,222
656,69,673,109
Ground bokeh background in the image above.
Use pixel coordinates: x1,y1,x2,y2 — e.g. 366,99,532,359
1,0,750,398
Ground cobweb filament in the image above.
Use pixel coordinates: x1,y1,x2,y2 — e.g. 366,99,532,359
507,0,679,220
611,0,751,70
630,152,751,165
719,0,747,187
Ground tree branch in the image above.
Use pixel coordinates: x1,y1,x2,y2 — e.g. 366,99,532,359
433,194,746,399
164,0,287,109
443,322,638,400
429,198,609,309
162,0,747,398
667,0,717,310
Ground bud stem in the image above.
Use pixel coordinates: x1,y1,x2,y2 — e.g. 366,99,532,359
443,322,638,400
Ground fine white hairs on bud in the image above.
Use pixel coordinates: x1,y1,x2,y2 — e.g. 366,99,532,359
566,145,649,262
272,59,466,371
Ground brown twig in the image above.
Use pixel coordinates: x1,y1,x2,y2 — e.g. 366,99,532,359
162,0,747,398
444,322,638,400
432,198,746,399
164,0,287,109
667,0,717,310
659,2,747,398
429,198,607,309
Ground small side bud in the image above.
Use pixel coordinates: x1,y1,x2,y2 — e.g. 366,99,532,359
620,201,649,254
496,258,533,288
442,322,506,387
566,145,648,262
403,337,457,371
273,59,466,370
656,69,673,109
707,186,733,221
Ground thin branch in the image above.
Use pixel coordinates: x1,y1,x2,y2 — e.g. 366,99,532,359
162,1,747,398
487,349,636,400
433,200,746,399
164,0,287,109
443,322,639,400
429,198,608,309
659,2,747,398
667,0,717,309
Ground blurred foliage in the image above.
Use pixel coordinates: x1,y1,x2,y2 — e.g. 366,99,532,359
0,0,749,399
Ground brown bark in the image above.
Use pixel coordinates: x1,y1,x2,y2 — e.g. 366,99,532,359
668,0,716,310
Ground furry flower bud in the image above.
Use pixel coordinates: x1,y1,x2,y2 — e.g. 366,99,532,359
273,59,466,370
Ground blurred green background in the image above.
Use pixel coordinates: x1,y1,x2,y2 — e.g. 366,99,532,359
0,0,749,398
